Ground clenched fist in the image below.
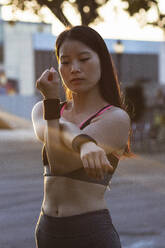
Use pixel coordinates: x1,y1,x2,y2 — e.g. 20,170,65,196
36,67,60,99
80,142,114,180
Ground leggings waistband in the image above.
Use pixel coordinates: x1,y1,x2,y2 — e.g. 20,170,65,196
37,208,112,238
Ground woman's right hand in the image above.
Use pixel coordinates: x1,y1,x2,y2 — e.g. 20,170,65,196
36,67,60,99
80,142,114,180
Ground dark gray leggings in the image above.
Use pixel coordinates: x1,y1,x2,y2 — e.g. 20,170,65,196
35,208,122,248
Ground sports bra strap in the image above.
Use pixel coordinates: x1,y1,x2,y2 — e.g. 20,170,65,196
60,102,112,129
60,102,67,116
79,104,112,129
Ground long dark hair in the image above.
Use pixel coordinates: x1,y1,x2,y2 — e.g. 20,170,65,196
55,25,132,157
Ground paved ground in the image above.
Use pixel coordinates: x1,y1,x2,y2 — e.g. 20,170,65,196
0,129,165,248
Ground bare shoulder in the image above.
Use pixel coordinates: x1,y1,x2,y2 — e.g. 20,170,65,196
31,100,43,121
31,101,45,142
101,106,130,127
83,106,130,153
109,106,130,122
32,100,43,115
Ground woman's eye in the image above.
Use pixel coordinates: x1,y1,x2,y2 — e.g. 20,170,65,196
61,61,69,65
80,58,89,62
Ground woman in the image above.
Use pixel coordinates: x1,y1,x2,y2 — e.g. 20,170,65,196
32,25,131,248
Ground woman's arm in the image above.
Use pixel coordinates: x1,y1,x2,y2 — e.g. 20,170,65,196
60,107,130,154
32,68,62,174
32,99,69,175
60,107,130,179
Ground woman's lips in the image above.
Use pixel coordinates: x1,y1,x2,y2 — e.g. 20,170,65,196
71,78,84,83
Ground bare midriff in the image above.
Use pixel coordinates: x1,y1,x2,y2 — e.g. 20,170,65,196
41,104,119,217
42,176,108,217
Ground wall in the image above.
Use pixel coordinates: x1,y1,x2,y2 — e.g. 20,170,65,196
0,95,38,120
3,21,51,95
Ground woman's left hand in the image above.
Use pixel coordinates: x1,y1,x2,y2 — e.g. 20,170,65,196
80,142,114,180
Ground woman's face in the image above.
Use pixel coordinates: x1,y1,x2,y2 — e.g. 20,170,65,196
58,39,101,94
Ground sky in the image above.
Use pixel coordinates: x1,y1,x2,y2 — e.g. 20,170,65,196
0,0,165,41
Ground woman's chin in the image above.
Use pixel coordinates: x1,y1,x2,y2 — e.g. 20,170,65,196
70,86,87,94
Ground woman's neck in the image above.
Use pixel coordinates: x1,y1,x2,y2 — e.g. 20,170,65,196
70,88,108,114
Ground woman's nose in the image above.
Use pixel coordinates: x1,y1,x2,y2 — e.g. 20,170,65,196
70,62,81,73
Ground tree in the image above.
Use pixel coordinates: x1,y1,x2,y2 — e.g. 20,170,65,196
2,0,165,32
121,0,165,32
2,0,109,27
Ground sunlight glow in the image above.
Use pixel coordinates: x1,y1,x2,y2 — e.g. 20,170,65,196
0,0,164,41
62,1,81,26
2,6,41,22
90,0,164,41
147,5,159,23
158,0,165,14
83,6,90,13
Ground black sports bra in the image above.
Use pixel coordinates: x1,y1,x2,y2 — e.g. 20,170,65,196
42,102,119,186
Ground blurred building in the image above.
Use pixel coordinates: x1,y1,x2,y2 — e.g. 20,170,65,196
107,39,165,108
0,12,52,119
0,20,51,95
